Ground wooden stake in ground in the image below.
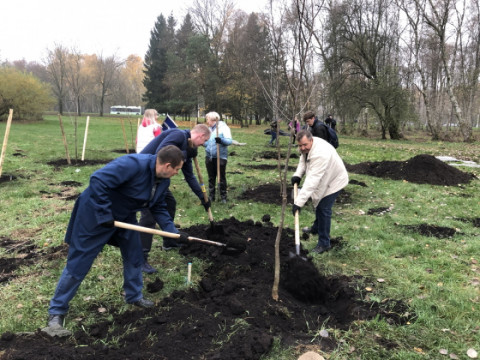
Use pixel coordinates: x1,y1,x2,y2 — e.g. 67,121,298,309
120,119,129,154
0,109,14,177
58,114,71,165
81,116,90,161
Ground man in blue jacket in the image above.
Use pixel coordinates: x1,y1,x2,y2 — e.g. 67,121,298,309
139,124,211,272
46,146,187,330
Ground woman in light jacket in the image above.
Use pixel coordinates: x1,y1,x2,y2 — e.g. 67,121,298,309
204,111,233,203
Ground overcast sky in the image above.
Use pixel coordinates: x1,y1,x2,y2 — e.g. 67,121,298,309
0,0,267,63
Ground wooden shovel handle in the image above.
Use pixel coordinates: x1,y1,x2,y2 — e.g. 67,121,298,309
113,221,225,247
193,157,214,222
216,124,220,184
294,183,300,255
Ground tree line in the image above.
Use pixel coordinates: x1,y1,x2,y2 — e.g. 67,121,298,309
1,0,479,141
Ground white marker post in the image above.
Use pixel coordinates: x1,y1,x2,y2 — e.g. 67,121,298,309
187,262,192,284
81,116,90,161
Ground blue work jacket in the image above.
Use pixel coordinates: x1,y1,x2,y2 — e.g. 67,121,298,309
64,154,176,277
141,128,203,200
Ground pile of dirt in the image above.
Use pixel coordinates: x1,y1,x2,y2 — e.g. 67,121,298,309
346,154,475,186
0,238,68,283
0,217,414,359
47,159,111,169
0,175,17,184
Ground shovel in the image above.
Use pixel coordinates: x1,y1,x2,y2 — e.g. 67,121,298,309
114,221,244,254
192,156,224,236
216,123,221,202
290,183,307,261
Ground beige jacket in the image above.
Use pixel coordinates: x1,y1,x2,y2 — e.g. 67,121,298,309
293,137,349,208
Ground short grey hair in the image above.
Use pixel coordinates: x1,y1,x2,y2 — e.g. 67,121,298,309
205,111,220,122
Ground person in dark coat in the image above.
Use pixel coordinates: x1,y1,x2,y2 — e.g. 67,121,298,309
47,146,187,330
303,110,328,141
325,114,337,131
139,124,211,273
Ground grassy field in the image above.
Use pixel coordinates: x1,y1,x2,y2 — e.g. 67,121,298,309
0,115,479,359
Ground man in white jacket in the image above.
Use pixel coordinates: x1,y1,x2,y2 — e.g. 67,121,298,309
291,130,349,254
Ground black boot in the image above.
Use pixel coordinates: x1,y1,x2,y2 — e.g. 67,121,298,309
47,314,65,327
142,254,157,274
132,298,154,308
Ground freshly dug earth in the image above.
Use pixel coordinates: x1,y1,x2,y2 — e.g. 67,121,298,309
0,154,472,358
346,154,475,186
0,217,414,359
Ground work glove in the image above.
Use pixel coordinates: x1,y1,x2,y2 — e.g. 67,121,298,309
292,204,301,216
291,176,301,186
177,231,189,244
186,146,198,159
101,220,115,228
201,198,211,211
215,137,222,144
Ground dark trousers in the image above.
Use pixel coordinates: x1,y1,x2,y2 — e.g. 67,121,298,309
205,157,227,201
311,190,341,248
139,189,176,257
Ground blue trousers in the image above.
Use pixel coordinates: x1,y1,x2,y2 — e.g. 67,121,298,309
48,233,143,315
311,190,341,248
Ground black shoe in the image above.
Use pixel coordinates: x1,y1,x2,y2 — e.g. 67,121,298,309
163,242,184,251
132,298,154,308
142,261,157,274
47,314,65,327
311,245,331,254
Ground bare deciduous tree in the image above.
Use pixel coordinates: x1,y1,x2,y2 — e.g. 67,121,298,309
44,44,69,115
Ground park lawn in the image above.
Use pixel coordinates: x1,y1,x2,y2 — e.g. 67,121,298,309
0,115,479,359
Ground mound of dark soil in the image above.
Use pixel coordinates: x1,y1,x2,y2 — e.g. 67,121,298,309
111,149,136,154
253,151,298,160
346,154,475,186
0,217,415,359
238,184,293,205
0,238,68,283
241,163,297,171
47,159,111,169
0,175,17,184
401,223,457,238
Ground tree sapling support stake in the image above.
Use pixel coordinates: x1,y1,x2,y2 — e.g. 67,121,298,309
120,119,129,153
81,116,90,161
0,109,14,177
58,114,71,165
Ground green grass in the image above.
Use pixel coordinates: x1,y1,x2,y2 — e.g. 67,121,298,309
0,116,479,358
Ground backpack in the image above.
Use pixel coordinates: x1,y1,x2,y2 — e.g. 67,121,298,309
322,122,339,148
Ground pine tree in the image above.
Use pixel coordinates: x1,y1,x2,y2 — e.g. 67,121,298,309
143,14,170,112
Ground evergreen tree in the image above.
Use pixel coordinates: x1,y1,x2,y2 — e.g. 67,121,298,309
165,14,198,118
143,14,170,112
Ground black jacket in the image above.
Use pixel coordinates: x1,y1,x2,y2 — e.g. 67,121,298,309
309,119,328,141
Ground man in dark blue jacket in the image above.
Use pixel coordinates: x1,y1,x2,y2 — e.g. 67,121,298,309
139,124,211,273
46,146,186,330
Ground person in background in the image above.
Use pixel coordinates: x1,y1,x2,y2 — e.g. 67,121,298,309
268,118,279,146
136,109,161,153
291,130,348,254
204,111,233,203
289,117,300,144
325,114,337,131
303,110,329,141
139,124,211,273
46,146,188,330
